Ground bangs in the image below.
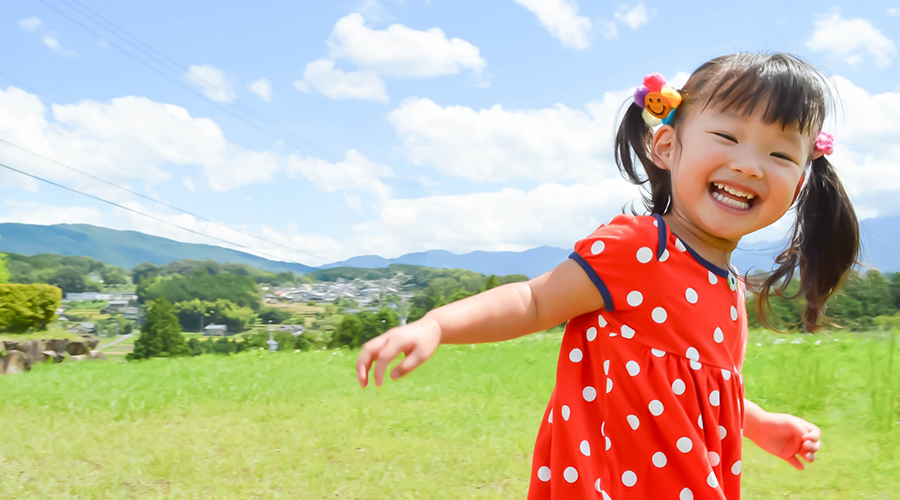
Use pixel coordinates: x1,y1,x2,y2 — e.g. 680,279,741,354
685,53,832,135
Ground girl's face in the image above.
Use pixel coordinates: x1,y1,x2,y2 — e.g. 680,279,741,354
653,103,812,242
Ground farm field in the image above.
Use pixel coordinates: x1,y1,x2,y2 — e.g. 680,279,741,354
0,328,898,499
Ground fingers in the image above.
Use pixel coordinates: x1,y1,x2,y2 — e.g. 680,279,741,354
800,439,820,462
391,349,423,380
801,424,822,442
356,335,390,388
372,338,405,388
786,455,804,470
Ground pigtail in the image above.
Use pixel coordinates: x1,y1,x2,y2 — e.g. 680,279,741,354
614,102,672,214
755,156,859,331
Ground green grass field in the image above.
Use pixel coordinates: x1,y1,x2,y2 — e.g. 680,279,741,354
1,328,898,499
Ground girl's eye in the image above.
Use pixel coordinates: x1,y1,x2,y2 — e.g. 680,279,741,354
712,132,738,143
771,152,797,165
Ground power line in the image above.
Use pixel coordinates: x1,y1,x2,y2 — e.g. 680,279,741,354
0,137,329,262
35,0,341,163
0,158,324,268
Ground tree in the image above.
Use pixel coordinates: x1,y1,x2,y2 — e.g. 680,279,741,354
131,262,161,285
484,274,500,291
0,254,8,284
48,267,85,294
258,307,291,324
890,273,900,311
128,298,188,360
101,266,128,285
329,314,363,349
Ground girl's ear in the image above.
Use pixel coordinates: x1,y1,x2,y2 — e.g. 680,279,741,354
650,125,676,171
792,172,807,205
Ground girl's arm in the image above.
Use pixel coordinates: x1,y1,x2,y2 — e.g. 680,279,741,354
428,258,605,344
356,258,605,387
743,398,765,441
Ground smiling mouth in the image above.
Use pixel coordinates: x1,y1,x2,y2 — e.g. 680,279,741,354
648,104,667,115
709,182,757,211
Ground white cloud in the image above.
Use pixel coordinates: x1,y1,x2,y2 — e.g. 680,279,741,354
182,176,196,192
386,89,633,183
327,13,486,78
512,0,592,50
185,64,236,103
286,149,393,201
597,18,619,39
888,7,899,16
294,58,388,102
614,2,650,30
806,9,897,68
18,17,41,32
248,78,272,102
42,35,60,50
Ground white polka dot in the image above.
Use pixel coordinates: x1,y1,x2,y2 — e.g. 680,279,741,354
538,466,551,482
721,369,731,380
621,325,635,339
686,347,699,361
652,307,667,323
595,478,602,492
562,405,570,421
680,488,694,500
653,218,658,226
586,327,597,342
649,400,664,416
708,451,720,467
583,386,597,402
627,414,640,430
651,348,666,357
626,360,641,376
713,327,724,343
609,332,617,337
719,426,727,439
675,238,686,251
564,466,578,483
707,471,718,488
569,348,583,363
709,271,718,285
627,291,643,307
580,440,591,456
622,470,637,487
603,359,610,374
605,436,611,450
548,409,553,423
591,240,605,255
709,390,720,406
652,451,667,468
672,379,686,395
602,490,612,500
690,360,702,370
606,378,613,393
636,247,653,263
685,287,698,304
731,460,742,475
677,437,693,453
660,249,669,262
730,305,738,321
597,314,608,327
698,415,704,429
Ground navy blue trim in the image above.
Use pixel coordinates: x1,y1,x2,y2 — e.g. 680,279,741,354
651,213,666,260
569,251,615,311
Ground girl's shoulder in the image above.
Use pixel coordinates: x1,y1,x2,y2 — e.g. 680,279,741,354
580,213,662,249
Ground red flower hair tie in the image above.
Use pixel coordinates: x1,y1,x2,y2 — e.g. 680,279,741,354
815,132,834,156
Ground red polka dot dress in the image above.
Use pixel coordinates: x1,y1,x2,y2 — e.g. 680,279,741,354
528,214,748,500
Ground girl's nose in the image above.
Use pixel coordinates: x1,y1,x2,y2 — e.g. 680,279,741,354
729,155,765,178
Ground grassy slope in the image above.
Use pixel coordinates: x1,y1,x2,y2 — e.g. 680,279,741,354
0,329,897,499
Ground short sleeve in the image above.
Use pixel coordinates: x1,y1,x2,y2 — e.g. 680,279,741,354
568,214,663,312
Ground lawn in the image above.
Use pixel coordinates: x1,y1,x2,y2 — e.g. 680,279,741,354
0,328,897,499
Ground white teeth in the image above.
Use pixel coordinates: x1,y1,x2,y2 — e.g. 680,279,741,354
714,183,755,200
713,191,750,210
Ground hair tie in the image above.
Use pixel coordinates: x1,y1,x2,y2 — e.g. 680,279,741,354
634,73,682,126
815,132,834,156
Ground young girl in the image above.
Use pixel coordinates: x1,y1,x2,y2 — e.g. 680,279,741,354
356,52,859,499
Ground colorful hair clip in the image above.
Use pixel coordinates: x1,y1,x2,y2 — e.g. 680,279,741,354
634,73,682,127
815,132,834,156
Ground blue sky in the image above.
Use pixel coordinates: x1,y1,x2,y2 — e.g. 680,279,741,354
1,0,899,266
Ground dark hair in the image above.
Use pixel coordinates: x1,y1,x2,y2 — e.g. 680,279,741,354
614,52,859,332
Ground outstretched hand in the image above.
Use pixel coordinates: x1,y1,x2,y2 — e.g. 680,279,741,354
356,317,442,388
751,412,821,470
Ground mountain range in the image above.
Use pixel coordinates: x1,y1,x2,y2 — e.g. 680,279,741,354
0,215,897,278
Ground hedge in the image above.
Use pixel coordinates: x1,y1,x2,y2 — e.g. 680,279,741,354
0,283,62,333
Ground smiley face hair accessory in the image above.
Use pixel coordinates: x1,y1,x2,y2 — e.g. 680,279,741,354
634,73,683,127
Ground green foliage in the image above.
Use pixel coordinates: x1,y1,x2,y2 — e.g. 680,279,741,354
258,307,292,325
138,272,261,310
128,298,188,360
0,254,9,284
47,267,87,294
242,330,315,351
3,253,118,291
187,337,251,356
172,298,258,333
0,283,62,333
100,266,128,285
327,307,399,349
827,269,898,329
131,262,161,285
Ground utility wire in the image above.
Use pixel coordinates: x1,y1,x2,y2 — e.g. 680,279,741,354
0,159,324,268
35,0,341,162
0,137,329,262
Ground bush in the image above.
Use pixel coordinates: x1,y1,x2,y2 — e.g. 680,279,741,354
258,307,292,325
0,283,62,333
128,298,188,360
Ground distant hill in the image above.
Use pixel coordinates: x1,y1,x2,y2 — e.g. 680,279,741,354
0,223,316,274
0,215,896,278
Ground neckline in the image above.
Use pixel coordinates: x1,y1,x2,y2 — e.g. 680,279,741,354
651,213,732,278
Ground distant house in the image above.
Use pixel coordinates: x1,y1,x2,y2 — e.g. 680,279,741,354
121,307,140,319
104,300,130,313
68,322,95,334
203,324,228,336
66,292,113,301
